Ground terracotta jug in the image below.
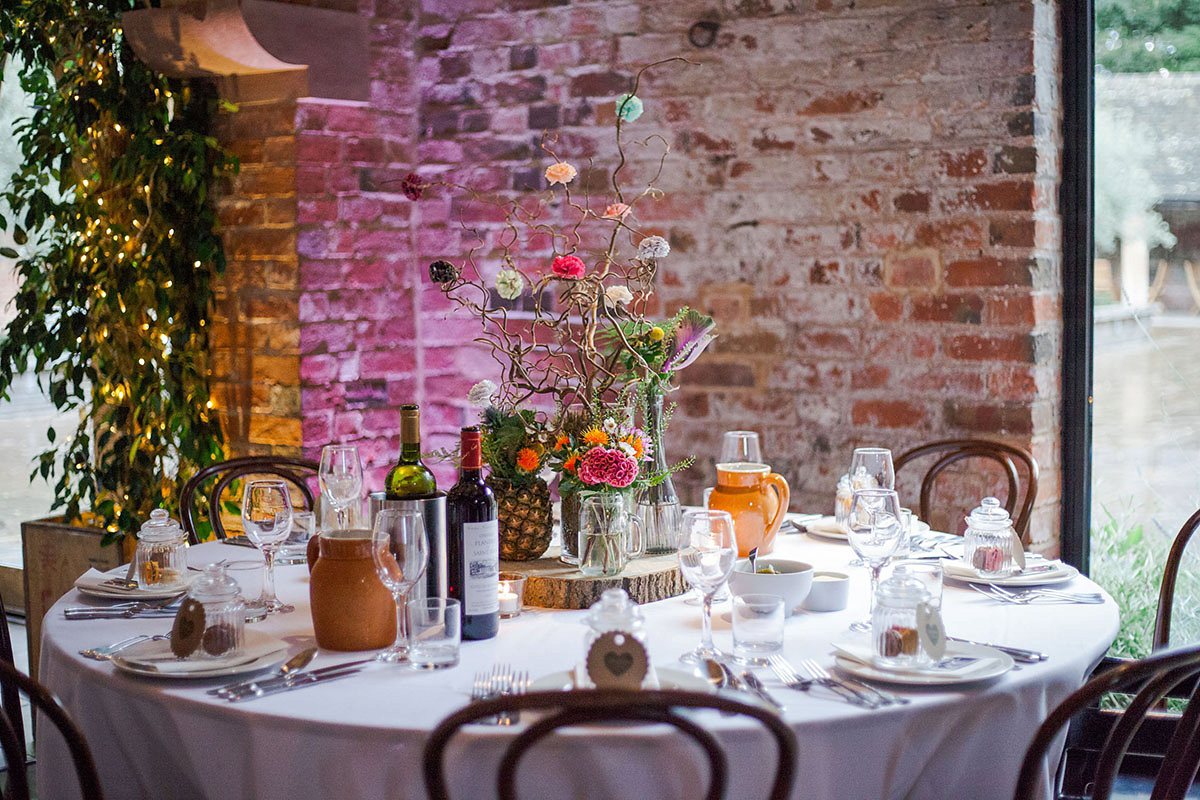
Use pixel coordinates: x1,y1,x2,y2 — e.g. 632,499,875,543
308,529,396,651
707,462,790,557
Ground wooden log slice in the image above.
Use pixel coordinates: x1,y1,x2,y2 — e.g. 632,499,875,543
501,547,687,609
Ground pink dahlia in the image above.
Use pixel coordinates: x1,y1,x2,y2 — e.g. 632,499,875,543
551,254,586,279
577,446,638,488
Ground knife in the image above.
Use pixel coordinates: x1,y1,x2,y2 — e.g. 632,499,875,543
947,637,1048,663
739,670,785,711
215,657,376,697
227,666,364,701
64,609,178,620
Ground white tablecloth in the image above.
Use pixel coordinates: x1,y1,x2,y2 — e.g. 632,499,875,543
37,528,1118,800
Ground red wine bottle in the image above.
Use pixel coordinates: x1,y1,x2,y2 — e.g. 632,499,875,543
446,426,499,640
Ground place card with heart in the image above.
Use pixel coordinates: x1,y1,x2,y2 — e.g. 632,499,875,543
171,597,206,658
586,630,649,690
916,602,947,662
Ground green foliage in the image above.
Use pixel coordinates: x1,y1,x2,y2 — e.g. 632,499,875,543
1090,505,1200,659
479,405,548,487
0,1,233,542
1097,0,1200,72
1094,101,1176,256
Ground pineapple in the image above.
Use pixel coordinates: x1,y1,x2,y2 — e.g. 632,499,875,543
489,476,553,561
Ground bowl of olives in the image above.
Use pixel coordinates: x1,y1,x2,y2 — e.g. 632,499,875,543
728,557,813,616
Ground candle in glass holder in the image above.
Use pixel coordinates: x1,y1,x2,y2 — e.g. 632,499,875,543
498,572,527,618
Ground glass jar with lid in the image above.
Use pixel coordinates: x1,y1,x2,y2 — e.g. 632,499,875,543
963,497,1019,577
871,571,931,669
186,563,245,659
134,508,188,590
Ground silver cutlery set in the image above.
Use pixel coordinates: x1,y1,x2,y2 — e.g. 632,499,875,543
768,655,906,710
970,583,1104,605
470,663,529,724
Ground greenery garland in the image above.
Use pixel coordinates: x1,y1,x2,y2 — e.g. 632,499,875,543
1,0,232,543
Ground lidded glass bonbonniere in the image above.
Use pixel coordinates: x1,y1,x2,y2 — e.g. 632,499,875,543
134,508,188,590
963,497,1019,577
871,571,931,669
184,563,246,659
581,588,650,689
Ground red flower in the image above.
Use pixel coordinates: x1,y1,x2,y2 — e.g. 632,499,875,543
577,446,637,488
551,255,586,280
401,173,424,201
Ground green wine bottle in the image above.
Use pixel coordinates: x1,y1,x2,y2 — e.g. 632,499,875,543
384,404,438,499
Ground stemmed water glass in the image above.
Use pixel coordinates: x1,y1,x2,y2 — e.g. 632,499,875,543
849,447,895,490
371,508,429,663
846,487,904,632
677,509,737,664
320,444,363,529
241,479,295,615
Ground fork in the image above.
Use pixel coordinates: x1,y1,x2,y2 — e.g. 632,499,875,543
767,655,877,709
997,585,1104,604
79,632,171,660
798,658,891,710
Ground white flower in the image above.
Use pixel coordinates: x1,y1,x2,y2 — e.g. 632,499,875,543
495,268,524,300
637,235,670,260
468,380,497,409
618,441,636,458
604,284,634,306
603,418,618,433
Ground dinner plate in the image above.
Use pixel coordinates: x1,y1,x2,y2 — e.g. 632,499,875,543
112,630,288,679
941,558,1080,587
529,667,713,693
804,517,850,541
833,641,1014,686
74,566,195,600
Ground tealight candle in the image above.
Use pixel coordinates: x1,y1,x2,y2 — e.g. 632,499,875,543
498,571,527,618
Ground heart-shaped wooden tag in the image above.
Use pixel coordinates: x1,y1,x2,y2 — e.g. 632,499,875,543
916,602,947,661
587,631,648,689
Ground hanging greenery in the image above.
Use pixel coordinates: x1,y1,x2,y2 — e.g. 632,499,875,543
0,1,233,543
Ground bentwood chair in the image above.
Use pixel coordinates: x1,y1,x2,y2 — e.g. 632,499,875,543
423,689,798,800
180,455,319,544
0,590,25,769
1153,508,1200,652
0,659,104,800
894,438,1039,543
1014,644,1200,800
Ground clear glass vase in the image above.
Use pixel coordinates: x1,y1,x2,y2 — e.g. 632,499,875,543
635,386,682,554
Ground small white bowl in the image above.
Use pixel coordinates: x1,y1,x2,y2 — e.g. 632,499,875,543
728,558,813,616
803,571,851,612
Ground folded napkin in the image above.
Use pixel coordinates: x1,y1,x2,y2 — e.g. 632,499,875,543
113,632,284,674
941,555,1064,582
571,663,662,690
832,640,988,677
74,568,192,597
805,517,849,537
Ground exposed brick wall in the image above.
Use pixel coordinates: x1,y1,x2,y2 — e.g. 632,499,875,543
211,0,1065,551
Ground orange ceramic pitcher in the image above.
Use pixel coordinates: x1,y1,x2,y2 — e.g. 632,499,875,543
308,530,396,651
707,462,790,557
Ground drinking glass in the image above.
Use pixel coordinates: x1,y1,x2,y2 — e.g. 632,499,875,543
849,447,895,491
320,444,363,529
845,487,903,632
677,509,737,664
719,430,763,464
241,479,295,615
371,508,429,663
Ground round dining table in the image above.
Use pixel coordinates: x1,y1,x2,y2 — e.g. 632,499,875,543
36,522,1118,800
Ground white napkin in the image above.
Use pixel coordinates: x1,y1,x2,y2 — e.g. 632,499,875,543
831,639,990,677
806,517,849,537
571,663,661,690
74,567,192,597
113,631,284,674
942,555,1064,582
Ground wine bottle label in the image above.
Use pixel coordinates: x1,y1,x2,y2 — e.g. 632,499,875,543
463,519,499,615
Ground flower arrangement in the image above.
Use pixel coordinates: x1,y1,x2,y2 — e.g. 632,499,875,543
468,380,549,487
417,59,715,516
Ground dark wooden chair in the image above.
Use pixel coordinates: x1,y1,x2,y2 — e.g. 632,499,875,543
0,659,104,800
423,688,798,800
1014,644,1200,800
1153,508,1200,652
0,590,25,769
894,438,1039,543
179,455,319,544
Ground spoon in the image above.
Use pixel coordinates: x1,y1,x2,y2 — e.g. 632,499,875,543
702,657,727,690
748,546,759,573
209,646,318,696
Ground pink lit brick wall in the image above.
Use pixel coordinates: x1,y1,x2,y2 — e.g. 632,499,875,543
215,0,1064,550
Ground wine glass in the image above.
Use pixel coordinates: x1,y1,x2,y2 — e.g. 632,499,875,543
241,479,295,615
719,430,763,464
846,488,904,632
677,509,737,664
849,447,894,490
371,508,429,663
320,444,363,529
